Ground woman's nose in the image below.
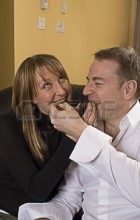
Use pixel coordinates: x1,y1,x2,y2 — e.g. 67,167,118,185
55,83,66,96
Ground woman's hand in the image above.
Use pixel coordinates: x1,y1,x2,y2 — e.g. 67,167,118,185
49,102,88,141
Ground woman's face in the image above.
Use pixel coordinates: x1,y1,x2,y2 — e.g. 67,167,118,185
34,66,72,115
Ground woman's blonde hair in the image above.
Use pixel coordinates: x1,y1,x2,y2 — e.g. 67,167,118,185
12,54,70,161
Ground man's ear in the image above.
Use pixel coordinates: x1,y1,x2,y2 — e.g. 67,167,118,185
124,80,137,100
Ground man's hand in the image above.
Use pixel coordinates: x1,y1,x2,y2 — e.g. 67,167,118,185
82,102,98,126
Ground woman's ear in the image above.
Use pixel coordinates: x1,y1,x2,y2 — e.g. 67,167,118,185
33,99,37,104
124,80,137,100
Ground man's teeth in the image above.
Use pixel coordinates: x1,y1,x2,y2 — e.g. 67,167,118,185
90,100,101,105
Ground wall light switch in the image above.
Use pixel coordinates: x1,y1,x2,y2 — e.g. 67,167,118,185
56,21,64,33
38,17,46,29
61,2,67,14
40,0,48,9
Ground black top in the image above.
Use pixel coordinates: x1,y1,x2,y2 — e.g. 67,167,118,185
0,110,75,216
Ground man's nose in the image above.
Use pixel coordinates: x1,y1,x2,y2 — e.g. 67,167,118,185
83,83,95,96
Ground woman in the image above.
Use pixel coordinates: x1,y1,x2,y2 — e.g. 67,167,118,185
0,54,79,220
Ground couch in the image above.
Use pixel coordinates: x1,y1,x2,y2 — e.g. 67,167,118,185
0,84,87,115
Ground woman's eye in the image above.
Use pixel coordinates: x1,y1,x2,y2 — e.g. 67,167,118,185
44,83,51,89
59,76,67,83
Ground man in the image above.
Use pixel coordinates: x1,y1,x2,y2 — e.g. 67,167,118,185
18,47,140,220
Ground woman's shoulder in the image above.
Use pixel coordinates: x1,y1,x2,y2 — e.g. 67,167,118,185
0,109,24,144
0,109,21,127
0,109,16,120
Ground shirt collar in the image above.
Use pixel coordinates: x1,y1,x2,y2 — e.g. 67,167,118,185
120,101,140,129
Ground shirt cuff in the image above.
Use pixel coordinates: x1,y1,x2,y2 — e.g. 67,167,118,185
18,202,71,220
70,126,112,163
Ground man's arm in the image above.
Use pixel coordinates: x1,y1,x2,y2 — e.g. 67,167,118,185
70,126,140,207
18,162,83,220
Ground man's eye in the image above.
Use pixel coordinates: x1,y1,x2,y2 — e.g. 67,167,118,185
95,82,103,86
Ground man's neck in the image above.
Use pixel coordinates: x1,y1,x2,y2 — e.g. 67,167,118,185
104,120,121,139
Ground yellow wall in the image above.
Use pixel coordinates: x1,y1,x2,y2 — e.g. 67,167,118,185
14,0,132,85
0,0,14,89
1,0,132,89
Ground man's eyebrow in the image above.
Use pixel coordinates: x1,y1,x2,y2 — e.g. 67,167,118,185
86,76,105,81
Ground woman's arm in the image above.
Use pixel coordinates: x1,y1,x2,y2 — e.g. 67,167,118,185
0,112,75,201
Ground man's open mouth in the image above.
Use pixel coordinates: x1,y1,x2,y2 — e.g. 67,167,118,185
89,100,101,105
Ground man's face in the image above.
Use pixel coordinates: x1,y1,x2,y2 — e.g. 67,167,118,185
83,59,127,121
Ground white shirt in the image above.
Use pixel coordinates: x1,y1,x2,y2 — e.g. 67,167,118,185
18,101,140,220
